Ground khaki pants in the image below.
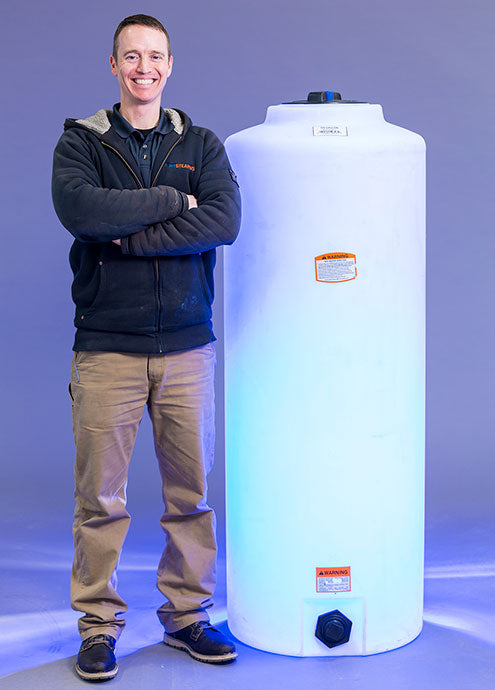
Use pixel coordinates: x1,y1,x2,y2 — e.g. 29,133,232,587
69,344,217,640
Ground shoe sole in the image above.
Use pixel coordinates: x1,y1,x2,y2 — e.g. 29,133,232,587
163,634,238,664
75,663,118,681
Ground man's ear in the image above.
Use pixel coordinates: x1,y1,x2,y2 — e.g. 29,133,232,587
110,54,118,77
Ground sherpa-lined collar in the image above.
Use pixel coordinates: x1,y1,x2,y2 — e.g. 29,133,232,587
73,106,185,136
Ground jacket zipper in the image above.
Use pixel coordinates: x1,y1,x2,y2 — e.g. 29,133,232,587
102,142,143,188
151,134,184,351
103,135,184,353
151,135,183,187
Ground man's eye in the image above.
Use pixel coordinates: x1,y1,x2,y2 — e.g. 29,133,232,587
126,55,137,61
152,55,163,60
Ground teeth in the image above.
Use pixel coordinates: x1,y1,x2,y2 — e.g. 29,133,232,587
134,79,154,85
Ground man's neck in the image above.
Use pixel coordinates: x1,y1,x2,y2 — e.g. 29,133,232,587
119,101,161,130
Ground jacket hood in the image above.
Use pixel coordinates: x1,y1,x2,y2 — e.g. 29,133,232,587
64,107,186,136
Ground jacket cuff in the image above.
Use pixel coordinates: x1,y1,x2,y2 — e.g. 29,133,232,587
120,236,131,254
177,190,189,213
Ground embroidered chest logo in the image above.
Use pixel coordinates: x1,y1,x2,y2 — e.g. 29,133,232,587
165,162,196,171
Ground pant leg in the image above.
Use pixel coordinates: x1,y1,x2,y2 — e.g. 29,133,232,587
148,343,218,633
70,351,149,641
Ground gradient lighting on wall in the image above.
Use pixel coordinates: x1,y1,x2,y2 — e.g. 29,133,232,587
224,93,426,656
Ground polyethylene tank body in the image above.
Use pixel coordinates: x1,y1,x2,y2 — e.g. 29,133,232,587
224,98,425,657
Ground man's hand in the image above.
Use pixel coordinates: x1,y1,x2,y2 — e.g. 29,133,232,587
112,239,121,245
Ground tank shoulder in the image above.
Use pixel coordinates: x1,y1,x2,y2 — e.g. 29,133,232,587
383,120,426,148
225,122,266,144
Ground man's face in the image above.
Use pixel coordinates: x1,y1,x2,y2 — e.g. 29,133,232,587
110,25,173,108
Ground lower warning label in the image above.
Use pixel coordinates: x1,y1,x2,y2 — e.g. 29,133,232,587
316,567,351,592
315,252,357,283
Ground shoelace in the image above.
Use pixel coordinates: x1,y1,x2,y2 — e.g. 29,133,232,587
189,621,219,641
80,634,115,652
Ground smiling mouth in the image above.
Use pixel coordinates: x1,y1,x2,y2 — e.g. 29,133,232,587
133,79,156,85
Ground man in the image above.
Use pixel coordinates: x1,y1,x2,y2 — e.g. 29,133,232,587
52,14,241,682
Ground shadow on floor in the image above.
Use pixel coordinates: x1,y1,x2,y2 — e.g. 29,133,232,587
1,619,494,690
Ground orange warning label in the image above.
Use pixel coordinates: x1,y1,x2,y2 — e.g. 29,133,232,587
316,567,351,592
315,252,357,283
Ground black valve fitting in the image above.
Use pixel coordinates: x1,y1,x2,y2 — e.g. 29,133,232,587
315,609,352,649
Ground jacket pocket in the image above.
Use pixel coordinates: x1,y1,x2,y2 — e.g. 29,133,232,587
159,253,212,331
77,255,158,334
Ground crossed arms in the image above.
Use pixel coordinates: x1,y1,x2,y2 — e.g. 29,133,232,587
52,127,241,257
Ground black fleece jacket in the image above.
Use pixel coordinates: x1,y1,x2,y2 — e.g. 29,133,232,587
52,107,241,354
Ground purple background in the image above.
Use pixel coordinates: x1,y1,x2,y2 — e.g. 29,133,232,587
1,0,494,552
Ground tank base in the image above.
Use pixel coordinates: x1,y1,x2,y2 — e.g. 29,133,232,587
228,599,424,657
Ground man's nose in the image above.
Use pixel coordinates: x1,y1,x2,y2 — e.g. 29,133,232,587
137,57,151,72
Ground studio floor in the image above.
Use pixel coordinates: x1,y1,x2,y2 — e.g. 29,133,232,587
0,519,493,690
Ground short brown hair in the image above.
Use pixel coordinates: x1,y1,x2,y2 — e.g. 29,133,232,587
113,14,171,59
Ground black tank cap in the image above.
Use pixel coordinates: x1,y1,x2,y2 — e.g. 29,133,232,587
311,91,342,102
285,91,366,104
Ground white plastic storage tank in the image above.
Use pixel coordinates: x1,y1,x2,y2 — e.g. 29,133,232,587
224,92,426,656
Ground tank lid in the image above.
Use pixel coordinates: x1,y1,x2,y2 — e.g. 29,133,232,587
286,91,366,104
